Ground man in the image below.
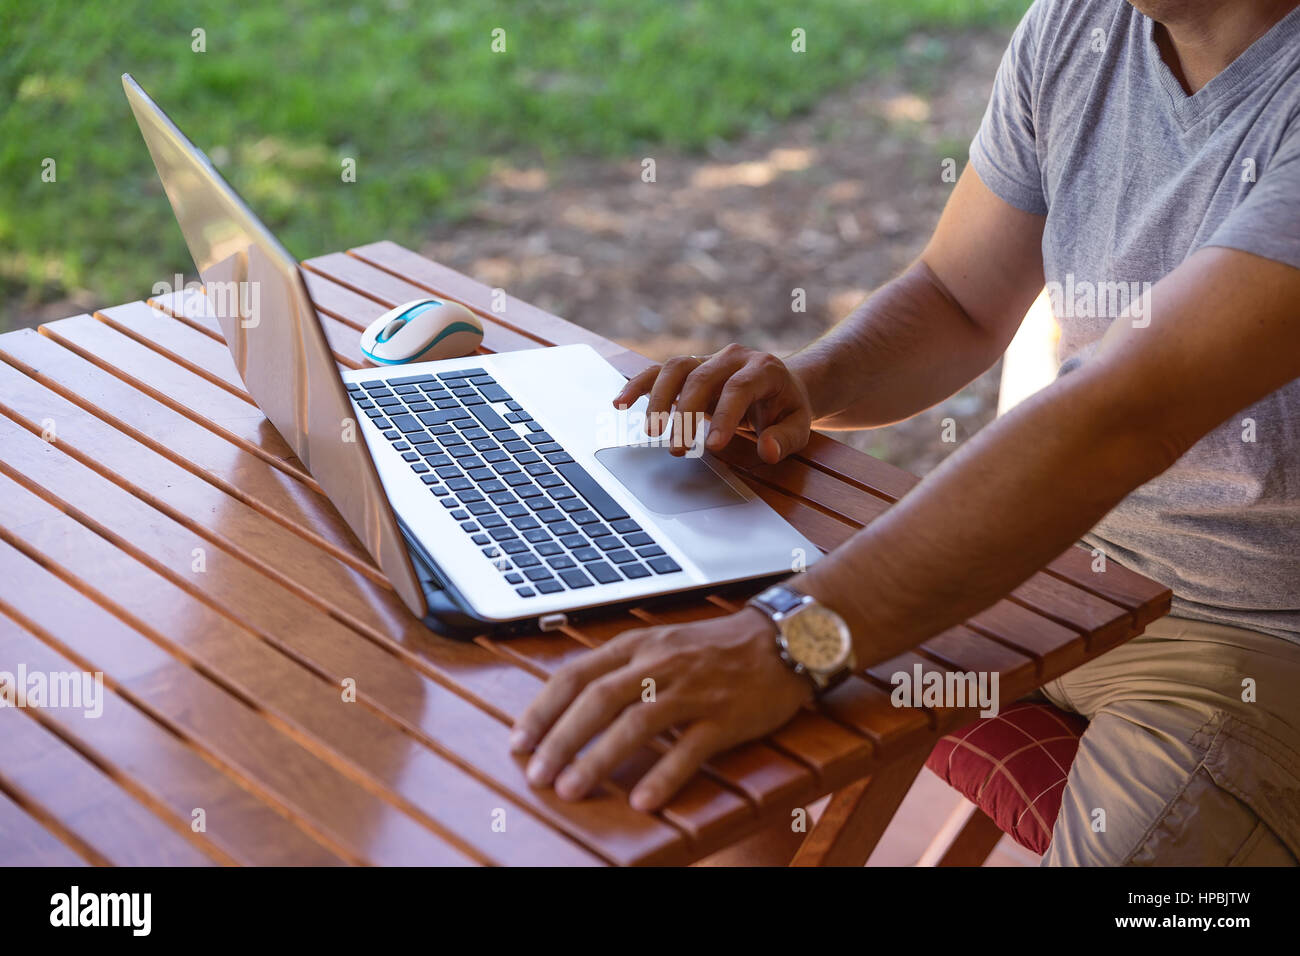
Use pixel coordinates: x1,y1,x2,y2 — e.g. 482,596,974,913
511,0,1300,865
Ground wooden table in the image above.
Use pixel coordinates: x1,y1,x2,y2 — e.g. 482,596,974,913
0,241,1171,866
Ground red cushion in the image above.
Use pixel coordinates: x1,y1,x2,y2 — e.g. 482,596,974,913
925,701,1088,855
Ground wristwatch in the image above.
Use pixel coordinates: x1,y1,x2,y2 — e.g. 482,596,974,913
748,583,856,693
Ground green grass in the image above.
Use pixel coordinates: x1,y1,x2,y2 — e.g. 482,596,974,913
0,0,1024,324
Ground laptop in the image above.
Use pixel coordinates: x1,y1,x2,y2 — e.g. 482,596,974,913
123,73,822,638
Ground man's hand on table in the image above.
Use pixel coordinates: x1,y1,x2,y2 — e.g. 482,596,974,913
509,606,812,810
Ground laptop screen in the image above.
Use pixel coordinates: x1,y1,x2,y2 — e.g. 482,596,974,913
122,74,427,617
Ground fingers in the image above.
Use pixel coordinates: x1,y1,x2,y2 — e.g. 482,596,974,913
553,691,688,801
704,358,787,449
524,665,648,787
755,410,812,463
629,721,726,811
612,365,659,410
509,638,634,754
644,356,709,440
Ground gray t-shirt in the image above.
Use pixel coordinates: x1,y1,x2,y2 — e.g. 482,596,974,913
970,0,1300,640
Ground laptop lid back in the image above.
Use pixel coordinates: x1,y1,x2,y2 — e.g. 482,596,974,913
122,73,427,618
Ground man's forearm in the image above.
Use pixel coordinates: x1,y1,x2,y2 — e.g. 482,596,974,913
796,364,1184,668
785,259,1010,429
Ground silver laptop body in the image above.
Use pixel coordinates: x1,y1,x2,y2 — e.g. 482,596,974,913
124,74,821,636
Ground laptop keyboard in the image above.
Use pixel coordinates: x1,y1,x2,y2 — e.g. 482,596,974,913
346,369,682,598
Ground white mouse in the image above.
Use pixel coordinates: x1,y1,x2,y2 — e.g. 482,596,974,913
359,298,484,365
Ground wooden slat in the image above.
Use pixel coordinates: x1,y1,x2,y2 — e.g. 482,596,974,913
0,781,90,866
304,252,543,357
0,421,664,866
0,605,347,866
0,331,383,580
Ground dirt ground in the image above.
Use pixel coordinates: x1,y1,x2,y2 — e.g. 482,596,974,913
419,30,1010,475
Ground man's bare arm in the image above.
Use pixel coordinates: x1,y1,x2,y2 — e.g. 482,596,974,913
800,245,1300,668
787,167,1047,428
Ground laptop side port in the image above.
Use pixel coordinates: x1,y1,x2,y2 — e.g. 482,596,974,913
538,613,568,632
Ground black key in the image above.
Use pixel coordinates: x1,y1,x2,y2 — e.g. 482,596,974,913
493,461,521,475
525,431,553,444
587,562,621,584
517,484,544,498
526,422,545,432
420,474,439,485
596,537,623,551
536,474,564,488
548,486,576,501
365,408,385,419
571,510,599,525
392,441,411,451
514,553,541,568
460,457,486,471
555,462,628,522
479,384,511,402
411,462,429,474
429,424,454,435
394,384,419,394
462,396,485,406
472,437,498,451
608,549,637,564
451,509,469,521
480,515,506,529
501,504,527,518
559,499,587,514
515,451,542,465
437,368,486,380
480,479,507,493
457,489,486,503
439,433,465,446
468,402,511,431
503,440,529,454
361,380,386,391
559,535,587,550
411,432,438,445
647,556,682,574
524,567,553,582
418,409,463,427
449,445,478,458
559,568,594,589
373,418,393,429
407,402,433,413
382,430,400,441
572,546,601,563
516,587,536,598
401,451,420,462
585,524,612,538
462,427,489,442
468,375,495,385
473,535,491,547
431,486,450,496
490,492,518,506
489,527,518,542
523,529,552,543
421,452,452,467
504,472,532,486
346,383,363,392
436,465,463,479
468,502,494,516
551,522,578,537
546,555,577,570
512,515,541,530
537,509,566,523
524,462,552,476
441,497,457,508
452,386,476,398
468,468,496,482
535,442,563,454
376,396,403,406
624,532,654,547
526,496,554,512
459,521,478,533
501,539,530,554
506,400,522,411
483,450,509,464
390,373,436,385
545,452,575,465
435,398,460,409
621,563,652,580
536,579,564,594
536,542,563,557
636,545,666,558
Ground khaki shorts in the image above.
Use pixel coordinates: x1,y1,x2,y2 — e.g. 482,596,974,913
1038,614,1300,866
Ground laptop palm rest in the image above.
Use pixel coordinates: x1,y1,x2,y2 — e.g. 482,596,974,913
593,444,746,516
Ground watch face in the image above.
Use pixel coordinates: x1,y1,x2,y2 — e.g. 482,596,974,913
782,607,850,673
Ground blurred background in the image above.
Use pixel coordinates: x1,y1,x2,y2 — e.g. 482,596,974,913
0,0,1030,475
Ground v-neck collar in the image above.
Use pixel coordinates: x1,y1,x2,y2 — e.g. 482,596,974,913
1144,3,1300,129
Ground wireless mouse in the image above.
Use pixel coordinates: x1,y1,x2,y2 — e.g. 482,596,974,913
360,298,484,365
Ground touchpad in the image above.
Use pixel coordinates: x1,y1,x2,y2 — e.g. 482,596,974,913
594,445,746,516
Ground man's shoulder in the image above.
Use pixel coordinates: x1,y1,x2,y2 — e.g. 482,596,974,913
1017,0,1133,70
